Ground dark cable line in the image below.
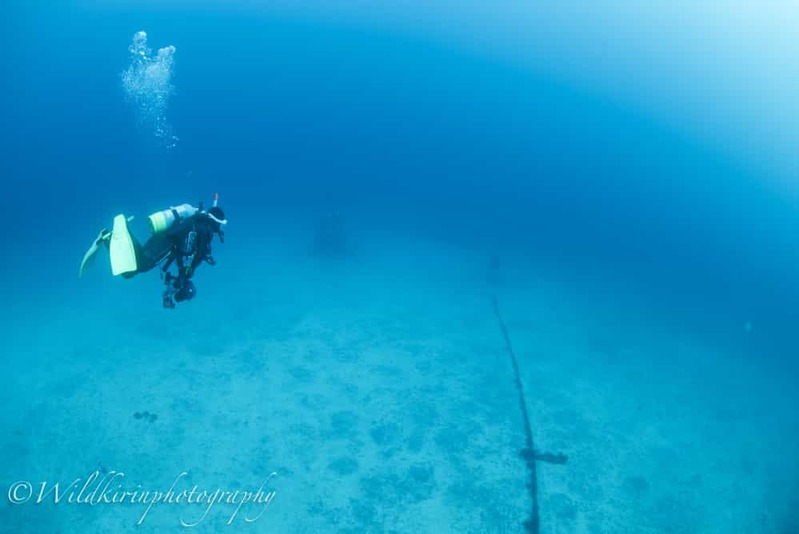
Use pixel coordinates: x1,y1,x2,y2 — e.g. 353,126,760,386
491,295,540,534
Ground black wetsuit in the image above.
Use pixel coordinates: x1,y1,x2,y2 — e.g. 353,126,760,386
129,212,222,307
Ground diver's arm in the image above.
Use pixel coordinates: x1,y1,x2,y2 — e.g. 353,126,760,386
161,250,176,273
187,234,214,274
176,254,186,275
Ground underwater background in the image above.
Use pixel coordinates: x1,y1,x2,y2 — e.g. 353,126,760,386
2,1,798,532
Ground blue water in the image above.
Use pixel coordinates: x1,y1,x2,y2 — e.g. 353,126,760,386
3,2,798,532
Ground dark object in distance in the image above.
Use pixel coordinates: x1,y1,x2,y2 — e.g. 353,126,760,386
487,254,504,285
313,212,348,257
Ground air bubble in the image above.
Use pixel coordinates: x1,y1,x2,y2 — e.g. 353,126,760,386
121,31,178,149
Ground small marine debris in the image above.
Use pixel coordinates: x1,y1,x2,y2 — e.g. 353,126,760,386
134,411,158,423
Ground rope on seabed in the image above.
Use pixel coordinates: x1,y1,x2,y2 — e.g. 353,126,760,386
491,295,568,534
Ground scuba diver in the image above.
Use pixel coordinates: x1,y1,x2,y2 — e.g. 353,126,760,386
80,193,227,308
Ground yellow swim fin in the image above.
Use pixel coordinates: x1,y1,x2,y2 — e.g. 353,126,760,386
109,214,138,276
79,229,111,278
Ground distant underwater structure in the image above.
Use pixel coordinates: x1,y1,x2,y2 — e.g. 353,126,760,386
312,212,350,257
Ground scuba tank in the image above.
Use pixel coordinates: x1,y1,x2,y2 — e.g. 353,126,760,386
148,204,198,234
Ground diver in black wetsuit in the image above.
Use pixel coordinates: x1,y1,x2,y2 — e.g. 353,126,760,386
79,194,227,308
156,204,226,308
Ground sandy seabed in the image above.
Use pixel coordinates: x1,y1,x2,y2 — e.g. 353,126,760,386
1,230,795,533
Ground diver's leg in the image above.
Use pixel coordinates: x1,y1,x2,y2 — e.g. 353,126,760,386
110,215,140,276
111,215,170,277
79,228,112,278
135,232,173,273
